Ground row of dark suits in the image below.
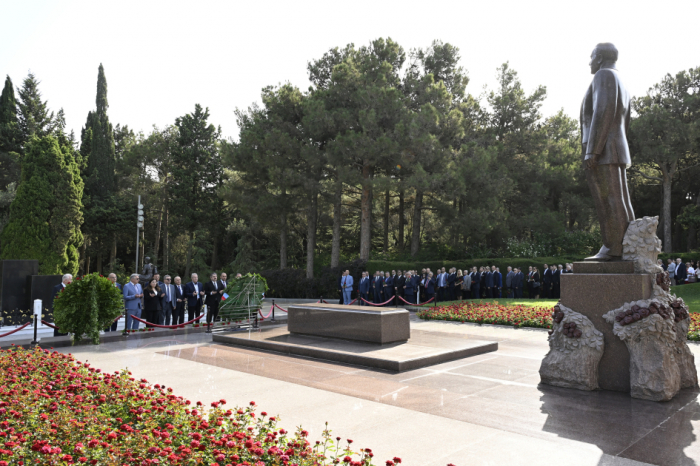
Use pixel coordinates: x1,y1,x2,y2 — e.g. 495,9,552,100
354,274,422,305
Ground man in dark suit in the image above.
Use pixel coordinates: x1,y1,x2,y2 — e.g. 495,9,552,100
542,264,552,299
511,268,522,298
483,267,494,298
160,275,176,325
184,273,205,321
395,270,405,302
403,272,416,304
173,276,187,325
358,272,370,305
675,258,687,285
382,272,394,306
492,266,502,299
552,265,561,298
52,274,73,336
373,272,384,304
423,272,436,302
446,268,456,301
582,43,634,262
471,267,481,300
203,272,224,328
105,273,123,331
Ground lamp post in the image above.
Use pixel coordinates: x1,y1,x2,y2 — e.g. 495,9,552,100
135,196,144,273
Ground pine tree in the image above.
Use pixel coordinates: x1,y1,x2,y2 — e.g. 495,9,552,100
170,104,222,277
17,72,55,140
0,135,84,274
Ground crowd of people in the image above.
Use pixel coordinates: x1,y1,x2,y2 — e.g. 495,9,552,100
52,271,243,333
662,258,700,285
340,263,576,306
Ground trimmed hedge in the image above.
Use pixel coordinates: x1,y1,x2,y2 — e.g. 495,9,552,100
261,260,366,299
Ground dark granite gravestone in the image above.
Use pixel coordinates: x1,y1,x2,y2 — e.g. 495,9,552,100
0,260,39,318
28,275,62,318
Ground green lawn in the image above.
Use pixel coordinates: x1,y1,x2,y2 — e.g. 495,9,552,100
672,282,700,313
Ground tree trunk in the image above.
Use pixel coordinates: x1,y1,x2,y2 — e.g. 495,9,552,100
185,230,194,279
79,236,88,275
96,252,102,275
662,166,673,253
109,233,117,270
360,161,372,261
154,201,164,265
689,193,700,251
383,189,390,253
86,256,91,275
163,206,169,271
280,212,288,269
306,191,318,279
411,190,423,257
211,233,219,271
330,182,342,268
398,189,404,251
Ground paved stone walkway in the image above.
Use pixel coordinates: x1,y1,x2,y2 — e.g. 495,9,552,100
57,317,700,466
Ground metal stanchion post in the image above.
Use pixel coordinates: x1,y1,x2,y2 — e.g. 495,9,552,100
271,299,276,323
31,299,41,346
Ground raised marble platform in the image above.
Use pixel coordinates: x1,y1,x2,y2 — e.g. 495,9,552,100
288,303,410,344
213,327,498,372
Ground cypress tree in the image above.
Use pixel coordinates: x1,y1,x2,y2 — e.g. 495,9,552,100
0,135,84,274
83,64,116,196
80,64,122,273
0,76,22,193
17,72,55,140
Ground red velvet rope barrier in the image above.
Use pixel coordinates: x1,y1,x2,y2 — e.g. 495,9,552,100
273,304,288,313
0,322,32,338
360,296,396,306
349,298,358,305
130,314,204,328
316,300,331,304
259,306,273,319
397,295,435,306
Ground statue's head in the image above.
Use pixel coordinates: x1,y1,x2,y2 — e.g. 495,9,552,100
589,43,618,74
145,256,151,263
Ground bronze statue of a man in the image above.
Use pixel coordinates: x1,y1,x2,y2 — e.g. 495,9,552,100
581,43,635,261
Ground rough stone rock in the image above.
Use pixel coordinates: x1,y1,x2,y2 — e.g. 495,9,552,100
603,278,697,400
540,304,604,391
675,316,699,389
622,216,663,274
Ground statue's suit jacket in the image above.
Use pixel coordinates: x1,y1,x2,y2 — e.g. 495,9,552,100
580,68,631,166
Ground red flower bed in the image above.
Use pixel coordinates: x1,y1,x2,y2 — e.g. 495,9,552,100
419,302,700,341
417,302,554,329
0,346,385,465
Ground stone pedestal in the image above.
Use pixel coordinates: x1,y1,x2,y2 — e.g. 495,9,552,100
560,263,653,392
288,303,410,344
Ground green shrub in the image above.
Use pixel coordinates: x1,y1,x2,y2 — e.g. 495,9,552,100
52,273,124,344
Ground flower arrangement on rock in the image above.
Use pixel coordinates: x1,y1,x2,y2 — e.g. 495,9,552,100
0,346,382,465
52,273,124,344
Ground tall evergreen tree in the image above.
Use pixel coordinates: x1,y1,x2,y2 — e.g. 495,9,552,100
17,72,55,141
0,76,22,191
170,104,222,277
0,76,22,230
80,64,122,273
0,135,84,274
